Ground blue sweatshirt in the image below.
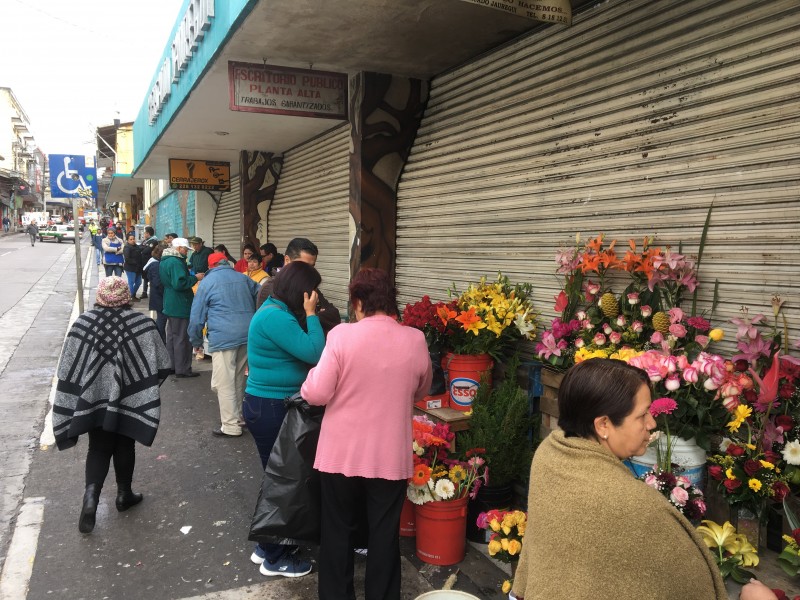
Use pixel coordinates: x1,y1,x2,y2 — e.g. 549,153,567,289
246,297,325,399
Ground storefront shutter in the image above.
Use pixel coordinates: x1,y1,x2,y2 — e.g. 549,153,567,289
212,175,241,257
396,0,800,350
268,124,351,312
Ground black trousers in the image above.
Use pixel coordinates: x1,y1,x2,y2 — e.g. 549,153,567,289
318,473,406,600
85,428,136,489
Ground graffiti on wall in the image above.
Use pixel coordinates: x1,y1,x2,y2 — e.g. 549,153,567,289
241,151,283,249
152,190,196,238
349,73,428,279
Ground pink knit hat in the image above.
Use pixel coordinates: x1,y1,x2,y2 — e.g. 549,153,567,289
96,276,132,307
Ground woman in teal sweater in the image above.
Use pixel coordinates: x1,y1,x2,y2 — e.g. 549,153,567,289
245,261,325,579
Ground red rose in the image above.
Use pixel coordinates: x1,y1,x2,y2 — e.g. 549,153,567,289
744,389,758,402
708,465,724,481
776,414,794,431
793,528,800,545
723,479,742,492
763,450,782,464
743,459,762,477
772,481,790,502
726,444,746,457
779,383,796,399
734,359,749,372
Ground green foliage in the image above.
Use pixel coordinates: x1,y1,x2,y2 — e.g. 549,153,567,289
460,354,534,486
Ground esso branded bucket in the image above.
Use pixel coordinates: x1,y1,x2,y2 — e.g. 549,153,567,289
446,353,493,412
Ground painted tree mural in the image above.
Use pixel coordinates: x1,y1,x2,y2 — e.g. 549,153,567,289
241,150,283,249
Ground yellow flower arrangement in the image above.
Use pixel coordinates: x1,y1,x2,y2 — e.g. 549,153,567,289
696,520,758,583
477,509,526,564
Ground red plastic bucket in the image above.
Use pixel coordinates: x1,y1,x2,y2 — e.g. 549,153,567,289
400,497,416,537
415,496,468,565
446,353,493,412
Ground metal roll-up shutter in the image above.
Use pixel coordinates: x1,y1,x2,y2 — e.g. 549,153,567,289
269,124,351,311
212,175,241,256
396,0,800,351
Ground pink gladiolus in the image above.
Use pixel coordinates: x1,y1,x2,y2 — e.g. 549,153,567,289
627,292,640,305
650,331,664,344
668,307,684,324
665,374,681,391
632,320,644,333
609,331,622,344
670,486,689,506
594,333,607,346
641,305,653,318
669,323,687,338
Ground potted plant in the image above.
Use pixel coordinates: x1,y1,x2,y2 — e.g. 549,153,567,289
437,273,537,411
459,354,535,541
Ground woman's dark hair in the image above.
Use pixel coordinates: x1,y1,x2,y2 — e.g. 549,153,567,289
557,358,651,440
349,268,398,317
241,243,256,257
214,244,235,262
152,243,167,260
271,261,321,322
260,242,278,255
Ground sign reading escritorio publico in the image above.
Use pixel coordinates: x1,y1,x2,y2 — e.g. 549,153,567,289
457,0,572,25
168,159,231,191
229,62,348,120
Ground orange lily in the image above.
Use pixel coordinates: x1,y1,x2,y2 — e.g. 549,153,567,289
580,253,601,274
437,305,457,325
585,234,605,253
455,307,487,335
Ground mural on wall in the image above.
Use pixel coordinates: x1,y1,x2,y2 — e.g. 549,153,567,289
240,151,283,248
152,190,195,238
349,72,428,279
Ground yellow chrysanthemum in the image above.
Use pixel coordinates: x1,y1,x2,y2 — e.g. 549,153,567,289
610,348,644,362
725,468,736,480
727,404,752,433
748,478,762,492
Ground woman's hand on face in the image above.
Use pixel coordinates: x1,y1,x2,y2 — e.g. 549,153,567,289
303,290,318,316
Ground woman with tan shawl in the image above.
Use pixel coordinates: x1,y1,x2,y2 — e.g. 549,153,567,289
512,358,775,600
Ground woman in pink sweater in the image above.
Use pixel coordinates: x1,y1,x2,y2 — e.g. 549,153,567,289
301,268,432,600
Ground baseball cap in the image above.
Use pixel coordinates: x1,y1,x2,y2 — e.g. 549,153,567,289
172,237,190,249
208,252,228,268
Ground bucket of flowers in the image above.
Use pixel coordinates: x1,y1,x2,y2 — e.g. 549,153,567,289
408,415,488,565
476,508,527,595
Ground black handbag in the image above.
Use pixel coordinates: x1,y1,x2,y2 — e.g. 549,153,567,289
248,392,324,545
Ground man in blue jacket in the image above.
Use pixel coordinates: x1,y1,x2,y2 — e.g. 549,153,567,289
188,252,260,437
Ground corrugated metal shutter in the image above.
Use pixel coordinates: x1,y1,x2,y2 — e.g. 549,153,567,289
212,175,241,256
396,0,800,353
269,124,351,311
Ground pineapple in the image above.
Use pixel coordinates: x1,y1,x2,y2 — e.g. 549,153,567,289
599,292,619,319
652,311,670,334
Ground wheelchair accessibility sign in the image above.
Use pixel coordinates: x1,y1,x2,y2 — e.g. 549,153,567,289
48,154,98,199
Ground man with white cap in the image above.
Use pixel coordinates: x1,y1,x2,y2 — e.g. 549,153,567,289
160,238,204,378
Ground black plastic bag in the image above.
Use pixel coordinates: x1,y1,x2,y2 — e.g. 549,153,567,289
248,392,324,545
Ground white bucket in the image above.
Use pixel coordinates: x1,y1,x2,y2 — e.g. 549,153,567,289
415,592,482,600
628,436,707,489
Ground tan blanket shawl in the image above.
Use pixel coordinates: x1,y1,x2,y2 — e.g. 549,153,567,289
513,430,726,600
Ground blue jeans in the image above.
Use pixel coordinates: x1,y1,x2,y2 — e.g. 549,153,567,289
104,264,123,277
243,392,291,562
126,271,142,296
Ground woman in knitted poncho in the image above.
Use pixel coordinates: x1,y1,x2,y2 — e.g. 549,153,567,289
512,358,774,600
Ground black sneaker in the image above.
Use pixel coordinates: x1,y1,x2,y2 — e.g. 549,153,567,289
140,293,148,299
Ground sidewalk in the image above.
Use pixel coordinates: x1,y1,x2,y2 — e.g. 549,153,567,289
17,255,509,600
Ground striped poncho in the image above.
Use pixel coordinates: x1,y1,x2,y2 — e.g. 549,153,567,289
53,307,172,450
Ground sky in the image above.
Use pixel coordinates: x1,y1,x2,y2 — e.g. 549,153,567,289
1,0,185,158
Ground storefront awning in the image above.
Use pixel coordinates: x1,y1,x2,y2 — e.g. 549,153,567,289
105,173,144,205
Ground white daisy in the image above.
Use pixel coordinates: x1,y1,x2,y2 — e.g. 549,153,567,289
782,439,800,466
433,478,456,500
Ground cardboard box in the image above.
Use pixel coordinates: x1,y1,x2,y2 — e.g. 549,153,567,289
414,392,449,410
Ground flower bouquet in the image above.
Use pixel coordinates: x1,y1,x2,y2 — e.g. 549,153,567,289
438,273,537,361
536,233,724,369
476,509,526,563
402,295,455,354
639,467,707,522
407,415,487,504
696,520,759,583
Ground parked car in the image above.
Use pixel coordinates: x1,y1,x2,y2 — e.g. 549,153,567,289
39,225,76,243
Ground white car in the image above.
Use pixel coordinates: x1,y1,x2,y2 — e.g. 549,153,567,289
39,225,76,243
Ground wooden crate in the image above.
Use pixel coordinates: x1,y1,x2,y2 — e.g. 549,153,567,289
539,367,564,439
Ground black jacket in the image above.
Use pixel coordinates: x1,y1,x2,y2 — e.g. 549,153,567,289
123,243,143,273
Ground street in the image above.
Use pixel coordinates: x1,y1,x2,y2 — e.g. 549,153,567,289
0,231,505,600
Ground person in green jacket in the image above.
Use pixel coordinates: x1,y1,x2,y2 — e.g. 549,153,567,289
189,236,214,274
160,238,203,378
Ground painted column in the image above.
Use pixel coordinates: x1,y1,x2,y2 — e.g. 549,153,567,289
348,72,428,280
240,151,283,249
